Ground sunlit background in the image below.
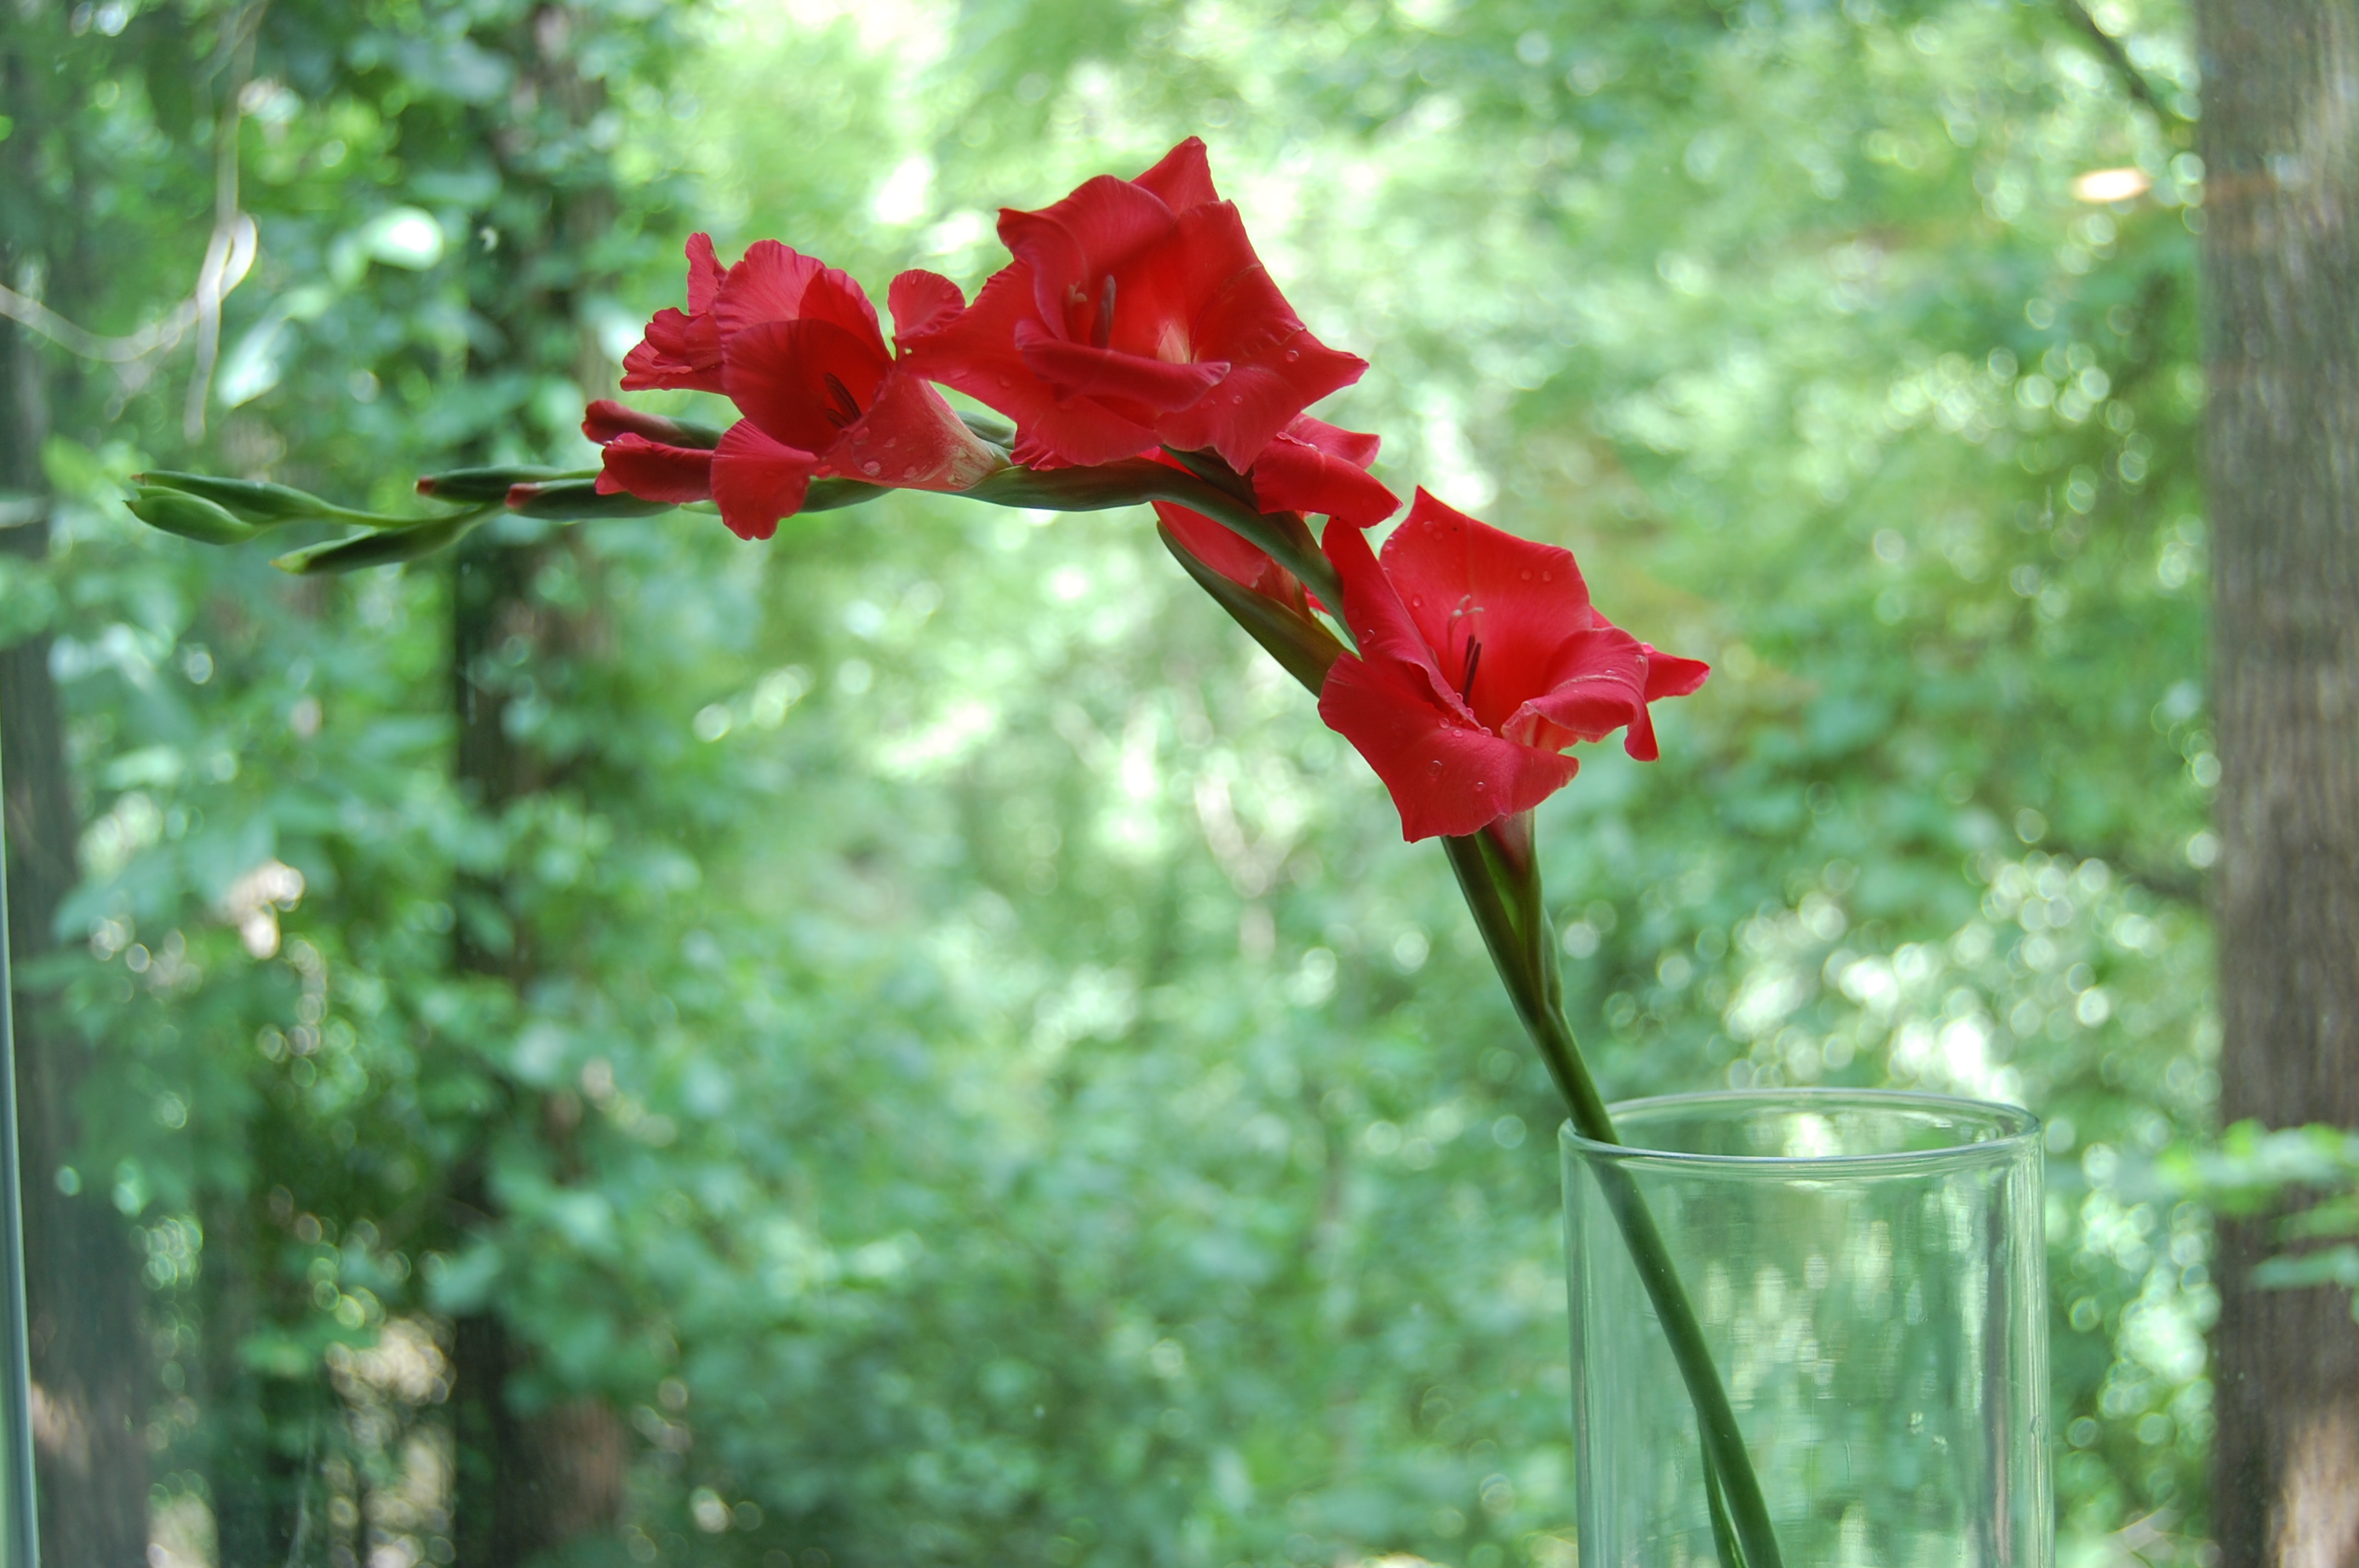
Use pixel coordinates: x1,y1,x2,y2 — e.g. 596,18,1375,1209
1,0,2214,1563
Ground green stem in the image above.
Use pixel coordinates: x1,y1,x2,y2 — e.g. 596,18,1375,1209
962,457,1342,612
1440,835,1783,1568
1157,504,1786,1561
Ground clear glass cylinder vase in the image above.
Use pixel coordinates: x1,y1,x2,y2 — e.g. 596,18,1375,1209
1561,1089,2050,1567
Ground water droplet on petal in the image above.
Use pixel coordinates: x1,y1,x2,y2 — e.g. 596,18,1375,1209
1473,779,1488,790
1284,349,1300,362
997,376,1014,388
1541,571,1552,582
1409,595,1423,608
1521,569,1533,581
861,461,882,475
903,465,920,479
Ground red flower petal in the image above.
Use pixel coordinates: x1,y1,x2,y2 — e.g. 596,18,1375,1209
722,318,893,456
827,372,1004,492
1132,136,1221,213
899,264,1065,440
711,241,885,350
1013,321,1229,412
709,419,818,542
1285,413,1381,470
999,175,1179,328
1642,646,1712,702
1324,517,1476,722
903,147,1360,471
1508,623,1654,754
1249,427,1398,527
1148,205,1368,467
1378,490,1598,735
684,232,727,315
620,307,726,394
1009,401,1161,470
594,434,715,504
888,270,965,343
1318,654,1580,840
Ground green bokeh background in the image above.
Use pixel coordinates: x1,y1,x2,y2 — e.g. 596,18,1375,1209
2,0,2218,1562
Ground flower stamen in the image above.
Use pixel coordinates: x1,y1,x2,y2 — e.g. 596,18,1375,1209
822,373,862,430
1092,274,1117,350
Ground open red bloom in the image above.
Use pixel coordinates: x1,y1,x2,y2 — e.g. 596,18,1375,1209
602,237,1003,539
899,139,1365,473
1153,413,1396,601
1317,492,1710,841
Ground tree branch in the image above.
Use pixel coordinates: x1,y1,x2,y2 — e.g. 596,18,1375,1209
2059,0,2193,132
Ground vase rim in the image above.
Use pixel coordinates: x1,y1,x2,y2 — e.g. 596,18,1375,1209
1558,1087,2041,1169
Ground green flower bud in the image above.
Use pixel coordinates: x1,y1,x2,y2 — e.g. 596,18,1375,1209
415,466,576,503
133,470,349,525
502,479,671,520
127,488,260,546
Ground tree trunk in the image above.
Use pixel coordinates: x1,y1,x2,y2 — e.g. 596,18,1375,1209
437,12,633,1556
2197,3,2359,1562
2,24,157,1541
443,537,629,1563
0,324,153,1568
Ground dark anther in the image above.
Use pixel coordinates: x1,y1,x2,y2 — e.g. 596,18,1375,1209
1459,636,1483,703
823,373,862,430
1092,274,1118,350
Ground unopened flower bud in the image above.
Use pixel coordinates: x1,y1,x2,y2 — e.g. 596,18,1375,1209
503,479,670,520
126,488,260,546
415,466,569,503
133,471,343,525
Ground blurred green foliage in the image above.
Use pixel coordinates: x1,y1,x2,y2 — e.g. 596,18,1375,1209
5,0,2222,1563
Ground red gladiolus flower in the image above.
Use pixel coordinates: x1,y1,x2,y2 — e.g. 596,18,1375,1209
1153,413,1396,600
1318,492,1710,841
899,138,1366,472
604,237,1004,540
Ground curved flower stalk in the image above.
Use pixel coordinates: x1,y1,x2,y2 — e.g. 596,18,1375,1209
119,139,1783,1568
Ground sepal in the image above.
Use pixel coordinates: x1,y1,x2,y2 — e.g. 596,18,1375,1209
1158,522,1344,695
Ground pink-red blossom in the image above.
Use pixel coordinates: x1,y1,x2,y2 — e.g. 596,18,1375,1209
1318,492,1710,840
601,237,1003,539
899,139,1365,473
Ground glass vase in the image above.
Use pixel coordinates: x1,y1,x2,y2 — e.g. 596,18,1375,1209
1561,1089,2049,1567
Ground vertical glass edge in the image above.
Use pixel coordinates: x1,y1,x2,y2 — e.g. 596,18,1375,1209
0,740,42,1568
